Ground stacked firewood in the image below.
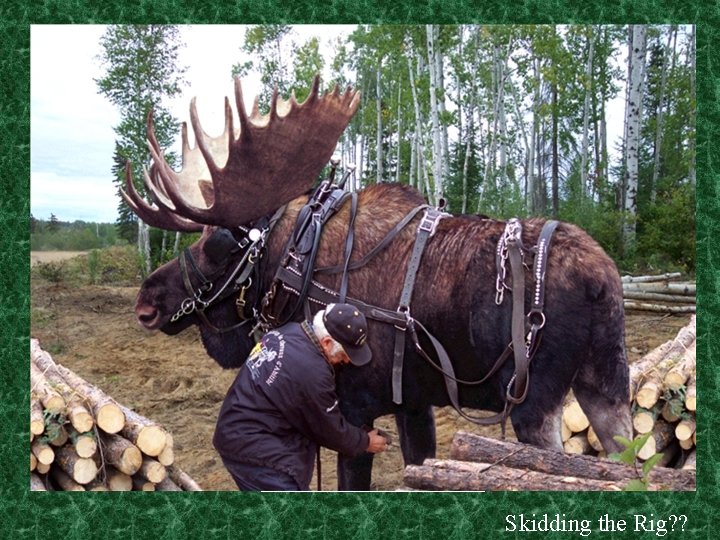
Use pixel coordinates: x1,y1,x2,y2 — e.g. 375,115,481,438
30,338,202,491
561,315,696,468
403,432,696,491
622,272,695,314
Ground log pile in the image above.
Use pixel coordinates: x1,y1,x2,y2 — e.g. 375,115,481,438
622,272,695,313
561,315,696,467
402,432,695,491
30,338,202,491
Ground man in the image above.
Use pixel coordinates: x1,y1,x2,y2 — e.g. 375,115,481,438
213,303,389,491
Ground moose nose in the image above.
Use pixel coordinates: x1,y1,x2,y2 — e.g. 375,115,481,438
135,304,160,330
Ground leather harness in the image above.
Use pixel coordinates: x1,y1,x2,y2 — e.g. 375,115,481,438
259,179,560,434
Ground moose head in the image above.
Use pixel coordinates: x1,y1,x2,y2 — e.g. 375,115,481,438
125,77,361,367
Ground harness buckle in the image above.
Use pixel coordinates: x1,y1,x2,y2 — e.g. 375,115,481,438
418,209,446,237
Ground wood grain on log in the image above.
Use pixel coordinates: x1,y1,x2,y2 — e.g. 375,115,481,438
99,432,142,476
119,405,168,457
167,466,203,491
55,446,98,485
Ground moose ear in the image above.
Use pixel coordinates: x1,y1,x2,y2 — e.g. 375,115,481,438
203,228,238,264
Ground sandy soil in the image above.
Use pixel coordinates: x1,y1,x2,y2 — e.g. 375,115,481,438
30,262,692,491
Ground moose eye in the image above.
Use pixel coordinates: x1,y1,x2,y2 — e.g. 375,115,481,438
203,228,238,264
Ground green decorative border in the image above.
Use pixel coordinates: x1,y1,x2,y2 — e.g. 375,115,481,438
3,2,716,538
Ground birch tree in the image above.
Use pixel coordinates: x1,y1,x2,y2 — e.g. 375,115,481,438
96,25,187,274
622,25,647,252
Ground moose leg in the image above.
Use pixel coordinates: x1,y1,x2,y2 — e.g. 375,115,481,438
510,398,565,452
337,453,374,491
395,406,436,465
571,355,632,454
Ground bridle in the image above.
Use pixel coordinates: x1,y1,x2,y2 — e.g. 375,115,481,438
171,224,270,334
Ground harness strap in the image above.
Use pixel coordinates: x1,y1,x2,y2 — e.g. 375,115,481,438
339,192,358,302
315,204,429,275
392,208,448,405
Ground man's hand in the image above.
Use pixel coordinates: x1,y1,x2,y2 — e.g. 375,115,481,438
366,429,390,453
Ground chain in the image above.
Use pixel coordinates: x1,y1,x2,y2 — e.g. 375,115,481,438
495,218,522,305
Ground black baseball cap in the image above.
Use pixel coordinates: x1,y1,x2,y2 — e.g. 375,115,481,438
323,303,372,366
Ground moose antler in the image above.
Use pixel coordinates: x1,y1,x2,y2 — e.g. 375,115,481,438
132,75,360,229
121,160,204,232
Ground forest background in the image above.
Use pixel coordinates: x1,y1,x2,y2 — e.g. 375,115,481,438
30,24,696,276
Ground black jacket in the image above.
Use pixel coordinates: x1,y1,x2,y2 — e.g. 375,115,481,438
213,321,369,489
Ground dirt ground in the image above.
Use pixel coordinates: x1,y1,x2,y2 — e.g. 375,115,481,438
30,255,693,491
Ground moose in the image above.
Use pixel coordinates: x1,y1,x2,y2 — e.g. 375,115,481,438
125,77,632,490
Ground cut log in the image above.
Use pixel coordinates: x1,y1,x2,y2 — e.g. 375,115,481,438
132,476,156,491
36,461,51,475
31,341,95,433
405,459,633,491
156,477,182,491
682,450,696,470
157,443,175,467
679,437,695,450
663,341,696,391
624,302,695,313
119,405,168,457
633,407,659,434
31,440,55,466
47,359,125,434
30,363,65,413
562,400,590,433
30,398,45,436
621,272,683,283
30,452,37,472
167,466,203,491
73,432,98,459
106,467,133,491
55,446,98,484
684,373,696,412
47,422,69,447
561,420,572,442
637,421,676,460
622,282,695,295
449,431,695,490
630,316,696,391
98,433,142,476
139,457,167,484
31,473,47,491
623,290,696,304
564,433,591,455
50,467,85,491
84,478,110,491
660,398,683,423
586,427,604,452
675,418,696,442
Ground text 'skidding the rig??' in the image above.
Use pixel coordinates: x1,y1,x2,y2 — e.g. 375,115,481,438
505,513,688,537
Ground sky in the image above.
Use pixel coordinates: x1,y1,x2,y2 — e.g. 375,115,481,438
30,24,355,223
30,24,628,224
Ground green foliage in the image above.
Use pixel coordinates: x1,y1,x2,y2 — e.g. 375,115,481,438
31,246,144,287
31,219,119,251
609,433,665,491
96,24,187,268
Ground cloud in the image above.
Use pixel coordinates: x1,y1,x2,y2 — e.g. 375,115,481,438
31,171,119,223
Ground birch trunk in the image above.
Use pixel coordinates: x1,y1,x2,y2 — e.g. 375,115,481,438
623,25,647,251
581,27,594,199
426,24,444,203
407,50,433,203
651,27,674,204
375,63,383,184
